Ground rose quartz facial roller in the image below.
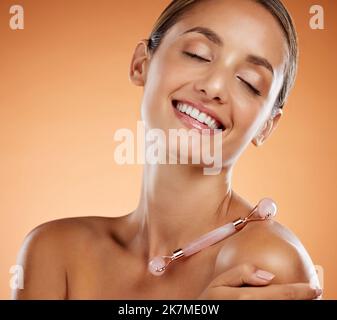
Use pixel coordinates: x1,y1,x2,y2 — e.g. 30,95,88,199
148,198,277,276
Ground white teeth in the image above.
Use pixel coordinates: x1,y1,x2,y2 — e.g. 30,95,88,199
186,106,193,115
197,112,207,123
175,102,222,130
190,109,200,119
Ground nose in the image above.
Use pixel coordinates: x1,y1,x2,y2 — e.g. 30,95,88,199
194,70,228,104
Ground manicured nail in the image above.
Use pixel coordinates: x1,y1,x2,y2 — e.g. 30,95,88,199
315,288,322,297
254,269,275,281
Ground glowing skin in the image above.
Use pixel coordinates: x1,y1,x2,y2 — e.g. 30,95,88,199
129,0,286,262
136,0,286,169
148,198,278,276
14,0,321,300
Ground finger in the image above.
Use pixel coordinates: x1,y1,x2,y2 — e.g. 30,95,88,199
229,283,322,300
211,263,275,287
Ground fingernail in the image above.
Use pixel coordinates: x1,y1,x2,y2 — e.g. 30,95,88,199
315,288,322,297
254,269,275,281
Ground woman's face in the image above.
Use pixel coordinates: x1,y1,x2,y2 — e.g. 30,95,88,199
132,0,288,167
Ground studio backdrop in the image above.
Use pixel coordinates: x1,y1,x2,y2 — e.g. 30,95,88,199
0,0,336,299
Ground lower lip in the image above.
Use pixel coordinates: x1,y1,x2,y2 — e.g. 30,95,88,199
172,104,223,135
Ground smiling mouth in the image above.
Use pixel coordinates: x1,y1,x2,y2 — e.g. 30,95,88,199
172,100,225,131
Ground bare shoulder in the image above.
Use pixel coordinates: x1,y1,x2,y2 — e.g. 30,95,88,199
13,216,123,299
215,219,319,286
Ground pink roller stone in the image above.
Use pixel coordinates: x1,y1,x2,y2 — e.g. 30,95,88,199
148,256,166,276
182,223,236,257
256,198,277,219
148,198,277,276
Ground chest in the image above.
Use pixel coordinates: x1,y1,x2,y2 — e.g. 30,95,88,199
67,247,219,299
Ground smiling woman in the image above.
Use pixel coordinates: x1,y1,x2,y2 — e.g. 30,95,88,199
13,0,322,300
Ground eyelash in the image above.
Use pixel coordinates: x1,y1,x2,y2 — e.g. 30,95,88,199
237,76,261,96
183,51,211,62
183,51,261,97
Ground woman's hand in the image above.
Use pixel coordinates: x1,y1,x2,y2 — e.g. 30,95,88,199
197,264,322,300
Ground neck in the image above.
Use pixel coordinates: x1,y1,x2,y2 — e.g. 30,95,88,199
128,163,236,260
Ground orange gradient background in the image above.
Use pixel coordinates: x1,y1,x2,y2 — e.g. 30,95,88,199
0,0,336,299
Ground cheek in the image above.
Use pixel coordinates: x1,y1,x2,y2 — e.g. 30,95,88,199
141,52,191,125
219,105,261,165
140,58,176,128
231,94,262,136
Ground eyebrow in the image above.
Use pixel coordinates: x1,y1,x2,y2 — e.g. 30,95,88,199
246,55,274,75
182,27,224,46
181,26,274,75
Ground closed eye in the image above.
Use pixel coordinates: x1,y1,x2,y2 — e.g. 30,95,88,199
237,76,261,96
182,52,261,96
183,51,211,62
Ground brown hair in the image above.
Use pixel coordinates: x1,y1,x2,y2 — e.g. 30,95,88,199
147,0,299,111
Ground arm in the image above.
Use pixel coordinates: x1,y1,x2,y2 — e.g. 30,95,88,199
201,220,321,299
215,220,319,286
197,263,321,300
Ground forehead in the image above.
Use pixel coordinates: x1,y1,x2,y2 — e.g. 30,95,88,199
164,0,288,70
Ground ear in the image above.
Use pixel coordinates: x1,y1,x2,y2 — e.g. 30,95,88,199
129,39,151,87
252,109,283,147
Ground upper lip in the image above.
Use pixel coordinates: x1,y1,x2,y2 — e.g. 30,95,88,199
172,99,226,129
